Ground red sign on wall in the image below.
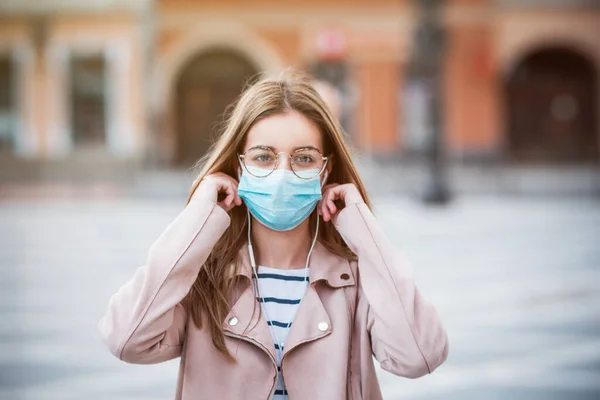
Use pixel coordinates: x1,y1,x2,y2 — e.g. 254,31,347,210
316,29,347,60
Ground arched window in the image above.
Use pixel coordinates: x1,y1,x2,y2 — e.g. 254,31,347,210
505,47,598,163
70,55,107,147
175,48,258,166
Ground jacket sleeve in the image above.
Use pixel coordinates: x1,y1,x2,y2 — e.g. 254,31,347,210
98,198,231,364
333,200,449,378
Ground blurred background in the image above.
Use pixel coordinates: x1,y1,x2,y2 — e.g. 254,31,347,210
0,0,599,399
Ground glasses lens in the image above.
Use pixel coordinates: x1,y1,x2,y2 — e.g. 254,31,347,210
291,149,324,179
243,148,276,177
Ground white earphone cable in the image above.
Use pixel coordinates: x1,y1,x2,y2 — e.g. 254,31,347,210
247,210,319,359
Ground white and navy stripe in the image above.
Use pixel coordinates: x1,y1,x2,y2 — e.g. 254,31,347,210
255,265,309,400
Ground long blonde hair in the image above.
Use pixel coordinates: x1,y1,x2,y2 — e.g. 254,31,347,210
181,69,371,361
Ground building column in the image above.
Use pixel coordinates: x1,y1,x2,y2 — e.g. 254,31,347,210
106,42,136,157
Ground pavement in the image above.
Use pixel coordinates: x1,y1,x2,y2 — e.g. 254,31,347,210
0,189,599,399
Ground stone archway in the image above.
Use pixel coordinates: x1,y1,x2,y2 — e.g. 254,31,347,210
174,48,258,166
505,47,598,163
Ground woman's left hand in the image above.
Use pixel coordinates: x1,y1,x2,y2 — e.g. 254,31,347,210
318,183,364,222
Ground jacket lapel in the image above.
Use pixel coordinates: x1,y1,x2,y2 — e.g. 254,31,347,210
222,246,276,363
223,284,277,363
282,241,355,357
223,241,356,361
281,282,331,357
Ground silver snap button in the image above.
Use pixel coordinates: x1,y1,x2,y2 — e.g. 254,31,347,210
318,321,328,331
228,317,239,326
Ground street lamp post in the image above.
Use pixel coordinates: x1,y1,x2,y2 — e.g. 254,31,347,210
410,0,451,204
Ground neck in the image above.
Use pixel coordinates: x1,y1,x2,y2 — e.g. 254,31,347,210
250,215,314,270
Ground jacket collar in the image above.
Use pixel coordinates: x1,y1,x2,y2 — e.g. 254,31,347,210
233,240,356,288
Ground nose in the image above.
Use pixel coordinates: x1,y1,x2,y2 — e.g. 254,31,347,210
275,152,292,171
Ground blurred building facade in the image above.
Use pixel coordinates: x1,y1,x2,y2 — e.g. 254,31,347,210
0,0,599,171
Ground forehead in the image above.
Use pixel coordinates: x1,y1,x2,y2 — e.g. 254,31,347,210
243,110,322,152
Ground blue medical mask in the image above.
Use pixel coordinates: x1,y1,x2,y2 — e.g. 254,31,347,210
238,166,326,231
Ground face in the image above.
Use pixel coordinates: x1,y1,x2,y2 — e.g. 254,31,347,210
241,110,331,178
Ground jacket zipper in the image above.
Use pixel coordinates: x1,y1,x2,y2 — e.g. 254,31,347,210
223,331,278,400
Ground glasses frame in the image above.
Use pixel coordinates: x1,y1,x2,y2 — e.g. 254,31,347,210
238,147,329,180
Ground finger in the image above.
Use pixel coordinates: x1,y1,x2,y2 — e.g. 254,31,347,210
321,197,329,221
323,193,333,221
227,187,238,208
328,198,337,216
223,176,242,206
327,188,338,214
216,193,230,210
221,181,236,208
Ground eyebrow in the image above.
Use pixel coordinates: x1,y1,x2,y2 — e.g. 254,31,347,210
248,145,322,152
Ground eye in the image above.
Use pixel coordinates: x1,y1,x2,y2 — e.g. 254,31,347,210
293,154,315,164
253,153,274,163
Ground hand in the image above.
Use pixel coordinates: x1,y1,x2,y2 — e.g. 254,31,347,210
192,172,242,212
318,183,364,222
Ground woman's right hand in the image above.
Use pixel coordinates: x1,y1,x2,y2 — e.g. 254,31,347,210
192,173,242,212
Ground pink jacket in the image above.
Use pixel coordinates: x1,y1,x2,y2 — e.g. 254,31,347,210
98,197,449,399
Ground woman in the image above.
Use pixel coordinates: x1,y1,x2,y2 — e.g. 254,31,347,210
98,71,449,400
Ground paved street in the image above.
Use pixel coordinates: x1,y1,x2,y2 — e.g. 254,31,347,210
0,191,599,400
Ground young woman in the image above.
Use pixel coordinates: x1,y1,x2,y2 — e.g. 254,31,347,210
99,71,449,400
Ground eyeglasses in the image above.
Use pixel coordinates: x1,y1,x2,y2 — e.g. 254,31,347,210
238,146,328,180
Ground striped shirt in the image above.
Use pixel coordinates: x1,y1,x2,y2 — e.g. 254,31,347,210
256,265,309,400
